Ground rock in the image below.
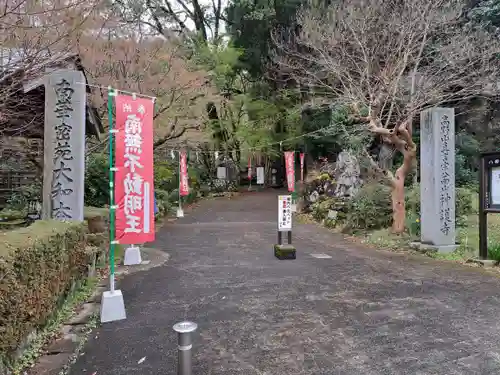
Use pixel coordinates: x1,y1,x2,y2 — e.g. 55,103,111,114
29,353,72,375
327,210,338,219
60,325,72,335
309,191,319,203
319,161,336,176
67,303,98,325
87,286,106,303
324,181,336,197
46,333,79,354
296,198,307,213
333,150,362,198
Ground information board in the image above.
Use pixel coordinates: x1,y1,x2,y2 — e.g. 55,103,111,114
217,166,227,179
278,195,292,231
491,166,500,206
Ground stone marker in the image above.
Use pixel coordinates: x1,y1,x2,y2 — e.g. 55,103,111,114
42,69,86,221
420,107,457,253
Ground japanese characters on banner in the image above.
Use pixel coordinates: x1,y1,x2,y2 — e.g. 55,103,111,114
300,153,305,182
179,150,189,196
114,94,155,244
284,151,295,192
278,195,292,231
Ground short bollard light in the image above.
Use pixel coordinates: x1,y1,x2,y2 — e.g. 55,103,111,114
173,321,198,375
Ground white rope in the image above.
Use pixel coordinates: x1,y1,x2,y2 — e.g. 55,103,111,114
75,82,157,101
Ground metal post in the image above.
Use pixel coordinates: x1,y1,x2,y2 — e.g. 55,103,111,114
173,321,197,375
178,151,182,212
479,157,488,259
287,231,292,245
278,231,282,245
107,88,116,293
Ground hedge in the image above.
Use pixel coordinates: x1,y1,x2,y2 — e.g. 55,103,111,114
0,220,88,367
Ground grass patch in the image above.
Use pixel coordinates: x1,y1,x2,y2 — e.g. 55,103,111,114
488,243,500,262
294,212,316,224
426,248,472,261
0,220,82,258
358,228,411,250
358,195,500,262
10,277,98,375
457,212,500,256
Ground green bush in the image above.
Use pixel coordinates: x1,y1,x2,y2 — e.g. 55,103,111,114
488,243,500,262
405,210,421,240
0,221,88,368
154,161,177,192
311,198,333,222
85,153,109,207
154,189,172,217
154,160,201,213
5,179,42,211
406,183,474,226
344,183,393,231
185,189,198,204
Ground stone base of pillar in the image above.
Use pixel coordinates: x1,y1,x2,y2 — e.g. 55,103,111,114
410,242,458,254
123,246,142,266
467,259,497,268
274,244,296,260
100,290,126,323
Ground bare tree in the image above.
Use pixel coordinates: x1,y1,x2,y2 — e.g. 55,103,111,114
77,29,211,149
0,0,97,134
110,0,224,42
273,0,500,232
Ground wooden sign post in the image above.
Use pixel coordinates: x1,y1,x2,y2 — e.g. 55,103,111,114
274,195,296,260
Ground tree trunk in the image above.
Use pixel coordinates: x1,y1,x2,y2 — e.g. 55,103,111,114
391,170,406,233
391,148,416,233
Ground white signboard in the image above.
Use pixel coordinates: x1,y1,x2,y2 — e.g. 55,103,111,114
492,166,500,205
217,166,227,179
257,166,265,184
278,195,292,231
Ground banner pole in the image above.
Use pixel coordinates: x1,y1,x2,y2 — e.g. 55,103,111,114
107,89,116,293
248,154,252,191
178,151,182,212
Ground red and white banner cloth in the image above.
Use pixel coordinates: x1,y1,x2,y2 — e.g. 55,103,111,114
284,151,295,192
179,150,189,196
300,152,305,182
114,94,155,244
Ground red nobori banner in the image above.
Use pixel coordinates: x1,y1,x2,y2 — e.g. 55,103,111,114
300,152,305,182
284,151,295,192
114,94,155,244
179,150,189,196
